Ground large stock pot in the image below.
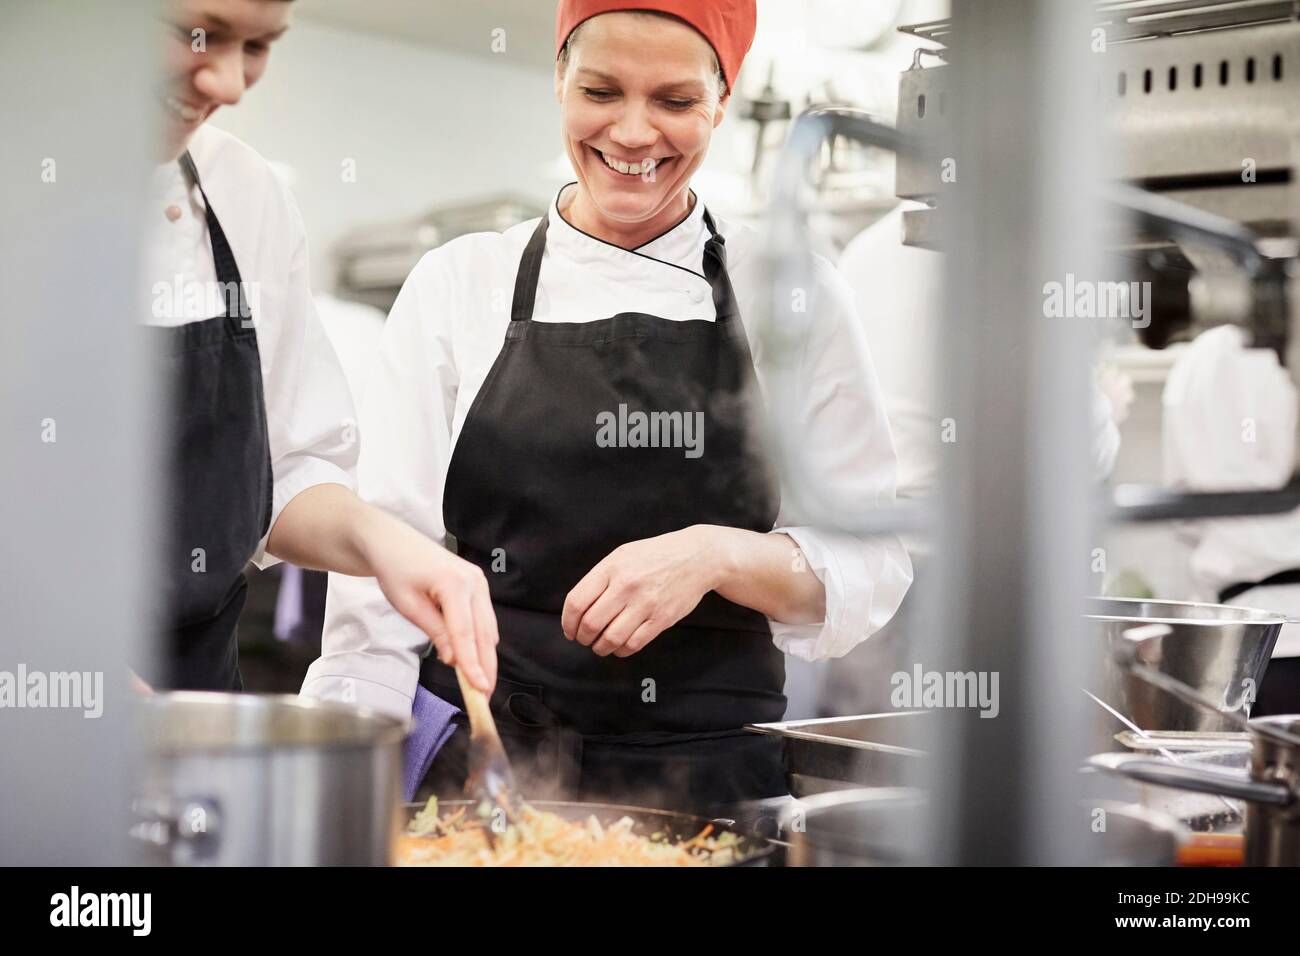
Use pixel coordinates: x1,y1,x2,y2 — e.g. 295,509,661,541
132,692,405,866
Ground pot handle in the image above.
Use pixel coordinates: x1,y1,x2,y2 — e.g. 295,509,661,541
130,796,222,855
1090,754,1292,806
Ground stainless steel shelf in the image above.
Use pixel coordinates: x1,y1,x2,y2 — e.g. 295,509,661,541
899,0,1300,49
1110,474,1300,521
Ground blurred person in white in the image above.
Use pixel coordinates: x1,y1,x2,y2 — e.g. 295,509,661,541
141,0,497,694
827,205,1127,716
1164,324,1300,716
841,205,1125,506
305,0,913,814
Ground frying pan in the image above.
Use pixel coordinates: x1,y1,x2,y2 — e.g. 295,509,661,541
400,799,778,867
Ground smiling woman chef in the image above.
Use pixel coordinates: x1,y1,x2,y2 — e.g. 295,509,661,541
302,0,912,814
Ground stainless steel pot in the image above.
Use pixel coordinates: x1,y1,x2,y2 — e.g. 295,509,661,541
1087,598,1282,734
784,788,924,867
1093,718,1300,866
745,712,927,796
133,692,405,866
1093,625,1300,866
782,788,1182,866
1092,741,1248,834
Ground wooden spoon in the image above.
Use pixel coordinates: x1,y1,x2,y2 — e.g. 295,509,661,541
456,668,524,838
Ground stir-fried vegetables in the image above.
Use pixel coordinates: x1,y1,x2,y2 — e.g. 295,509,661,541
397,796,745,867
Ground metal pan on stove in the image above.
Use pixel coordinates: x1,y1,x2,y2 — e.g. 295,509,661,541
399,799,780,867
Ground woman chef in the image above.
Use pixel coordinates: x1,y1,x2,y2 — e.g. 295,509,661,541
303,0,913,813
142,0,498,694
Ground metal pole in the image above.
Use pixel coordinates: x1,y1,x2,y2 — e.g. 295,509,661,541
922,0,1105,864
0,0,158,864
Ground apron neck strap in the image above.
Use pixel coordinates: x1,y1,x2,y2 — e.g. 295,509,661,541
701,209,739,324
702,206,720,239
179,150,246,295
509,203,739,324
510,214,550,322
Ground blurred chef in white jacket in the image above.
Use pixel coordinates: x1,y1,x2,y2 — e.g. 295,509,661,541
304,0,913,813
143,0,497,692
822,204,1126,718
1164,324,1300,715
840,204,1125,510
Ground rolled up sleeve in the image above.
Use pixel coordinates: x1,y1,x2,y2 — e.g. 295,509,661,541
766,258,914,661
300,573,427,722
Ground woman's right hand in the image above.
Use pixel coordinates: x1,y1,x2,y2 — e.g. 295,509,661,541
267,483,499,693
360,508,500,694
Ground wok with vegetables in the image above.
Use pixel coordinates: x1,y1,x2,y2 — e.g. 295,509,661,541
397,797,776,867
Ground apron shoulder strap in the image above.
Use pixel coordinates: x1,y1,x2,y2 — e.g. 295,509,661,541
178,150,247,314
178,150,202,188
510,215,550,322
701,207,739,324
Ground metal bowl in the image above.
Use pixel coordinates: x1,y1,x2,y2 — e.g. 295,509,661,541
1088,597,1282,734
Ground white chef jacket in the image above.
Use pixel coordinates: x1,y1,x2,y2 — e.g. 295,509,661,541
1163,324,1300,656
302,185,914,720
143,124,358,567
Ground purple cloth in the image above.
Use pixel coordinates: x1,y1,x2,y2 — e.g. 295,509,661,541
402,685,462,802
272,564,304,641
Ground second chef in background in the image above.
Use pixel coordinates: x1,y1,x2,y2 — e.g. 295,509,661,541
302,0,913,813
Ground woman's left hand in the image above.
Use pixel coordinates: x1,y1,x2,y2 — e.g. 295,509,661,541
562,526,726,657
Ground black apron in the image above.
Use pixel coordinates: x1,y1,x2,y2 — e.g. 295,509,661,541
142,151,274,691
422,207,788,814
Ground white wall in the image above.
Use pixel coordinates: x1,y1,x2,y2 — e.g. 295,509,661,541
211,18,564,293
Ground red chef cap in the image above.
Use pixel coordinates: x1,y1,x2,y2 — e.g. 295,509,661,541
555,0,757,89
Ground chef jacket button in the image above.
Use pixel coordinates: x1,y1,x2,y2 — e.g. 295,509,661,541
165,205,182,222
690,288,706,302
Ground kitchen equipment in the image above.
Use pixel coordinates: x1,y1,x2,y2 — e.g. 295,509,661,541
746,712,927,796
1087,597,1282,734
1093,626,1300,865
400,800,778,867
784,787,923,866
1098,733,1251,831
333,195,545,313
1091,801,1187,865
782,789,1182,866
1088,750,1247,832
897,1,1300,403
1114,729,1252,753
455,668,523,834
1091,730,1299,865
132,692,405,866
1084,685,1246,824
